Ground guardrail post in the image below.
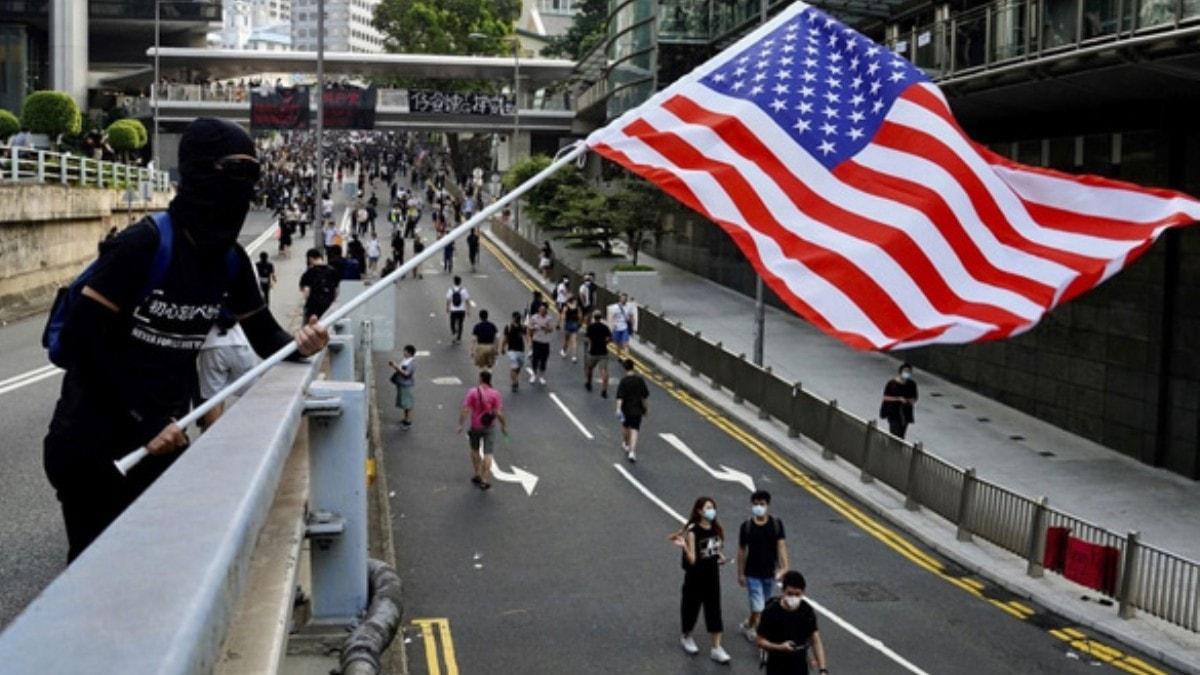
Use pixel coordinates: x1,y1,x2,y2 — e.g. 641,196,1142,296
36,151,45,182
860,421,876,483
733,353,746,403
1117,531,1140,619
690,331,702,377
821,400,838,460
671,320,683,365
1025,496,1049,578
328,333,355,382
305,380,369,624
786,382,802,437
60,154,68,184
956,468,977,542
98,160,105,188
758,367,772,420
903,442,923,510
711,342,723,389
80,157,87,186
9,146,17,180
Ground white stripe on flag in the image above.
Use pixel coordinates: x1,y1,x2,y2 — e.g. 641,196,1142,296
991,164,1200,224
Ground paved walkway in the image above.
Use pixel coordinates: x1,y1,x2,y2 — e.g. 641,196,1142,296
521,223,1200,562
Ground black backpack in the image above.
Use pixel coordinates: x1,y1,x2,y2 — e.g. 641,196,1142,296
451,287,463,306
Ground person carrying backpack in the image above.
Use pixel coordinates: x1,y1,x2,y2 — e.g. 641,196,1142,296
41,118,329,562
736,490,790,642
446,276,470,344
456,370,507,490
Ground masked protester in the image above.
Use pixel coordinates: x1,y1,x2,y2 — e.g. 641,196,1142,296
43,118,330,563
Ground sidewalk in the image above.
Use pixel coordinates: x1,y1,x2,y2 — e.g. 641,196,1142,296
492,222,1200,671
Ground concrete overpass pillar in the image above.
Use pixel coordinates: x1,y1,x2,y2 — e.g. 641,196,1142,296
50,0,88,105
500,130,531,170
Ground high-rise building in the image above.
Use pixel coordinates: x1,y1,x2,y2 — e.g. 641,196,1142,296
290,0,383,52
212,0,292,49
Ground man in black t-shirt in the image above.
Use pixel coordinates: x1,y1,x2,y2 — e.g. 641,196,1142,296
43,118,329,562
737,490,790,642
255,251,276,306
471,309,499,371
615,358,649,462
500,311,526,393
756,571,827,675
300,248,341,321
584,311,612,397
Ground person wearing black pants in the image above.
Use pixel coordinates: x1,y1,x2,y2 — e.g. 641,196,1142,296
671,497,731,664
446,276,469,345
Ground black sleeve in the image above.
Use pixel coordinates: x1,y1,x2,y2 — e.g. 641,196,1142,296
239,307,298,360
86,220,158,310
299,267,314,291
226,247,266,317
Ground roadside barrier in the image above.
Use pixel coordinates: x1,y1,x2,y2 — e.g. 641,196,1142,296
1,146,171,192
491,221,1200,634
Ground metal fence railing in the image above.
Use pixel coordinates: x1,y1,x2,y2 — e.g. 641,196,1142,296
1,146,171,192
489,221,1200,634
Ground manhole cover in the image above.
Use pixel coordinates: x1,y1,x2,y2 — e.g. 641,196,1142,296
832,581,899,602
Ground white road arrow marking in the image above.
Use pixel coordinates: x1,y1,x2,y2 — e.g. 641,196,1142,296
490,463,539,496
660,433,756,492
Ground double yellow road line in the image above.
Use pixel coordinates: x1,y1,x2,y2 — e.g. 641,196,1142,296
412,618,459,675
482,235,1167,675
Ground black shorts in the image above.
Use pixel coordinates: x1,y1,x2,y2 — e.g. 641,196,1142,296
622,414,643,431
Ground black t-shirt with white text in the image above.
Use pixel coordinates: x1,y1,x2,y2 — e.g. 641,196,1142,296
683,523,723,577
757,600,818,675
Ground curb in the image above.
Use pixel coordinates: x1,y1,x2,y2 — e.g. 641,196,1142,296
483,226,1200,675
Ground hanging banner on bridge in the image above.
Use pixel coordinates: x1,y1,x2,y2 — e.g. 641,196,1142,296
250,86,310,130
407,90,515,116
322,85,377,129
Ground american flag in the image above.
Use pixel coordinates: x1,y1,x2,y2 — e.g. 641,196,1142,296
586,2,1200,350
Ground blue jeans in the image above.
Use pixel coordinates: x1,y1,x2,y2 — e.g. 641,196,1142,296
746,576,776,613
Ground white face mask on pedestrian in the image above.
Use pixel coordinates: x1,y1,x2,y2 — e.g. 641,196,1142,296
751,504,768,518
702,508,717,521
782,595,802,610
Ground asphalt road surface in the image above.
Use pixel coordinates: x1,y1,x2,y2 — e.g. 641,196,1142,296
0,209,279,629
378,226,1175,674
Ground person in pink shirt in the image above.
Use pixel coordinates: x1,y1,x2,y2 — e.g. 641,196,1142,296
457,370,508,490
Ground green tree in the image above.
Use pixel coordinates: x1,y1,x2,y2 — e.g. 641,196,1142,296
503,154,590,227
106,119,148,161
372,0,519,55
599,179,671,266
21,91,82,148
0,109,18,141
541,0,607,59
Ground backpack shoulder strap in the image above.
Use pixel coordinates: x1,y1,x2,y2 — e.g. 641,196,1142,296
144,212,174,294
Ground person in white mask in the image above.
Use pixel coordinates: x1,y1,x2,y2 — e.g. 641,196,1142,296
755,571,828,675
736,490,789,642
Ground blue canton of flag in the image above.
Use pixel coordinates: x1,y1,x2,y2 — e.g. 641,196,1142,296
701,7,924,170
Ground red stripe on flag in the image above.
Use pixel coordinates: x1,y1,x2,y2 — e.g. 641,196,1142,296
590,141,891,349
662,94,1032,333
620,116,948,343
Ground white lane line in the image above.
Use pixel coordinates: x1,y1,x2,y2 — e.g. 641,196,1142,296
0,366,63,396
613,463,687,523
612,463,931,675
548,392,593,440
245,220,279,254
0,364,58,388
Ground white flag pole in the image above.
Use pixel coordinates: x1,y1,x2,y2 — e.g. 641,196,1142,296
115,142,589,476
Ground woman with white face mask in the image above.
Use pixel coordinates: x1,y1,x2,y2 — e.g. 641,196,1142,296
755,571,828,674
880,362,919,439
670,496,731,664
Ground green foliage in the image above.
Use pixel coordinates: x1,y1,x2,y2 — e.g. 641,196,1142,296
21,90,82,138
541,0,607,59
0,109,18,140
372,0,519,55
504,154,593,227
106,119,148,152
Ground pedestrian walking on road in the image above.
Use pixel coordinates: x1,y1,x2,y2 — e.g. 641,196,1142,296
446,275,469,344
299,248,340,321
442,238,455,273
880,362,919,439
671,497,731,664
578,272,597,318
388,345,417,429
412,237,425,278
609,293,638,356
756,571,828,675
528,289,547,319
366,233,382,276
526,303,556,386
560,295,581,361
457,370,507,490
584,311,612,397
467,228,480,272
471,309,499,371
254,251,276,306
554,275,571,314
737,490,790,643
615,358,649,462
501,311,527,393
538,241,553,282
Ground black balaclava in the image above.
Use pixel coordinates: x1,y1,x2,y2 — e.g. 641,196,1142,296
169,117,258,257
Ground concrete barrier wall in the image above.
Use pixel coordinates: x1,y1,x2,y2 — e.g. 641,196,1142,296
0,184,172,323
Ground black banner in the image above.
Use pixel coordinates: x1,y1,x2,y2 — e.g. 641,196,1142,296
250,86,310,130
322,85,377,129
407,89,515,116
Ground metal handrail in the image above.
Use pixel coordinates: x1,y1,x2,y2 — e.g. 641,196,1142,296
0,145,171,192
488,221,1200,634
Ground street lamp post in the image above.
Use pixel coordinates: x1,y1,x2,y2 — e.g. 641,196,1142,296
314,0,325,249
469,32,521,226
153,0,160,169
752,0,768,367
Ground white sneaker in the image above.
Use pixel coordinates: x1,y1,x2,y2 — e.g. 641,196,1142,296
739,621,757,643
525,367,534,378
529,372,537,384
537,376,547,385
680,636,699,655
628,451,636,463
559,349,567,358
710,646,731,664
571,356,578,363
